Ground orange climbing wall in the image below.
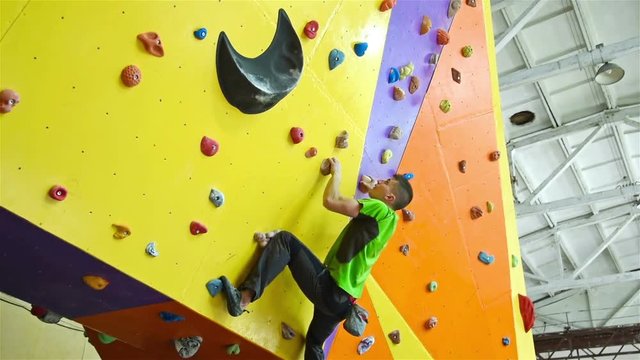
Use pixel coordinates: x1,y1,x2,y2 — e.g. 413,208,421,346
328,0,533,358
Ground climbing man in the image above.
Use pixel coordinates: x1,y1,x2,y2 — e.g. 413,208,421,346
211,157,413,360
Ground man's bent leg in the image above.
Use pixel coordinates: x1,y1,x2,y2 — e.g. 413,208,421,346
305,308,341,360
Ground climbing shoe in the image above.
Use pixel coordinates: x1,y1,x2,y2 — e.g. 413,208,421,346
220,276,245,317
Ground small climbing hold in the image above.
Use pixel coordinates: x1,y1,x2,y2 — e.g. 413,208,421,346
429,53,440,65
137,32,164,57
462,45,474,57
112,224,131,239
190,221,208,235
451,68,461,84
83,275,109,290
379,0,397,12
393,86,405,101
458,160,467,173
0,89,20,113
304,20,319,39
486,201,495,213
175,336,203,359
209,188,225,207
439,99,451,113
502,337,511,346
388,330,401,344
193,28,207,40
30,305,62,324
425,316,438,329
511,255,519,268
428,281,438,292
470,206,484,220
98,333,117,344
399,62,414,80
146,242,159,257
466,0,477,7
305,147,318,158
388,67,400,83
205,278,223,296
399,244,409,256
437,29,450,45
489,151,501,161
48,185,67,201
359,175,376,193
403,173,414,180
357,336,375,355
121,65,142,87
281,322,296,340
200,136,219,157
328,49,345,70
478,251,495,265
420,16,432,35
353,42,368,57
389,126,402,140
226,344,241,356
409,76,420,94
320,158,332,176
335,130,349,149
160,311,185,322
381,149,393,164
448,0,462,18
290,127,304,144
402,208,415,221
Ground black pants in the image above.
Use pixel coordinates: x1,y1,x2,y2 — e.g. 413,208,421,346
239,231,352,360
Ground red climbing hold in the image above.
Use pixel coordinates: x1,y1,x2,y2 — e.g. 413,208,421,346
402,209,415,221
437,29,450,45
48,185,67,201
489,151,501,161
190,221,208,235
379,0,397,12
518,294,536,332
137,32,164,57
470,206,484,220
290,127,304,144
304,21,319,39
200,136,219,157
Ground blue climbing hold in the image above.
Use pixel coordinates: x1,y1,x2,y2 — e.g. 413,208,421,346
159,311,185,323
478,251,495,265
353,42,368,57
502,337,511,346
209,188,225,207
328,49,345,70
388,67,400,83
194,28,207,40
206,278,223,297
146,242,159,257
403,173,414,180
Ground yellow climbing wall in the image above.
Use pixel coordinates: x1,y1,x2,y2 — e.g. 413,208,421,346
0,1,390,357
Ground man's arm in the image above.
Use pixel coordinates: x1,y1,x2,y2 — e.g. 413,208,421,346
323,158,361,218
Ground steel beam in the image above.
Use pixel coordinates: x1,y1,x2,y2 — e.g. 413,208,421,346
534,289,584,309
507,105,640,150
604,287,640,327
516,185,640,216
495,0,548,53
528,272,640,296
571,214,638,278
534,324,640,353
500,36,640,89
524,125,603,204
491,0,516,12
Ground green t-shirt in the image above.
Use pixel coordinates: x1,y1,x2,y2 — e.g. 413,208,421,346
324,198,398,298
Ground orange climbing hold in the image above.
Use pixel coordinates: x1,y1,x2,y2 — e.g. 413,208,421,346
112,224,131,239
379,0,397,12
83,275,110,290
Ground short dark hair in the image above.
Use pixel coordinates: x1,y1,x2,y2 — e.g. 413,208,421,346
392,174,413,210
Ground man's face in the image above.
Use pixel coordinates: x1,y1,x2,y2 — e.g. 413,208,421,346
369,178,397,202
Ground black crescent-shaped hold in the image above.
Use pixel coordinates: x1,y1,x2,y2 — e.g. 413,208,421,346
216,9,304,115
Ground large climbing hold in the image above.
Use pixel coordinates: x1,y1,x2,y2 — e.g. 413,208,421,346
200,136,220,157
379,0,397,12
83,275,109,290
137,32,164,57
448,0,462,18
226,344,241,355
175,336,203,359
216,9,303,114
357,336,375,355
0,89,20,113
329,49,345,70
518,294,536,332
112,224,131,239
281,322,296,340
209,188,225,207
48,185,68,201
303,20,319,39
190,221,208,235
353,42,368,57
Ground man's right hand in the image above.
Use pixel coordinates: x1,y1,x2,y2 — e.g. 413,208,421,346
328,157,342,177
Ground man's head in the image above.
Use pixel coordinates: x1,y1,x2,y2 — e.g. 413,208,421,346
368,174,413,210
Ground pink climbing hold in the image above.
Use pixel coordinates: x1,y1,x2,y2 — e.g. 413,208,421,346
48,185,67,201
200,136,219,157
0,89,20,114
304,21,319,39
290,127,304,144
190,221,208,235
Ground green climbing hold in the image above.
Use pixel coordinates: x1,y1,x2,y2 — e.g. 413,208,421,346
428,281,438,292
226,344,240,355
98,333,117,344
511,255,519,268
462,45,473,58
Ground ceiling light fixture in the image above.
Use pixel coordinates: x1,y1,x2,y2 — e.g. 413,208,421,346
595,62,625,85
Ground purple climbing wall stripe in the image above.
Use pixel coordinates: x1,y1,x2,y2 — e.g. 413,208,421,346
0,207,170,318
356,0,454,196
